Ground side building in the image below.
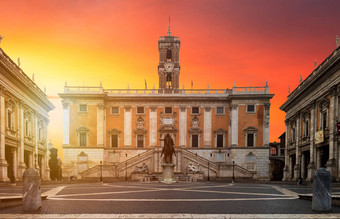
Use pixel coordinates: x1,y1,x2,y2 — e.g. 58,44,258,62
0,48,54,182
280,40,340,181
59,29,274,180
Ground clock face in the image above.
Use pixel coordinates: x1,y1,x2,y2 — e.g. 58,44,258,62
164,61,174,72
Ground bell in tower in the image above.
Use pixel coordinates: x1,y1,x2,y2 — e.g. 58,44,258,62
158,18,180,93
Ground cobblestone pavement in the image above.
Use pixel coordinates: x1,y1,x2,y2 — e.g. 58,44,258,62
1,182,340,218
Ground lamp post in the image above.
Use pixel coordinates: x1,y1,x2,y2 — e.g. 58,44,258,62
125,153,128,181
232,161,235,184
207,161,210,181
100,161,103,183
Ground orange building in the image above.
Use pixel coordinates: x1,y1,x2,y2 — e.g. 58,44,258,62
0,48,54,183
59,28,274,180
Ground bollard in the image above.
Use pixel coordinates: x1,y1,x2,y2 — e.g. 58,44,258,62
312,168,332,212
22,168,41,212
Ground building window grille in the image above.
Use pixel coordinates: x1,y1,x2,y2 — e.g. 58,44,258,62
137,107,144,114
191,107,199,114
216,107,224,115
246,105,255,113
165,107,172,114
217,134,223,147
192,135,199,147
137,135,144,147
111,107,119,114
111,134,118,147
247,133,254,147
79,104,87,112
79,133,87,146
321,111,327,130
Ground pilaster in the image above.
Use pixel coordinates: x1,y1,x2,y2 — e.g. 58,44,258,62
149,106,157,147
231,104,238,146
263,103,270,146
62,101,69,146
179,106,186,147
203,106,212,147
124,106,132,147
0,85,9,182
326,86,337,179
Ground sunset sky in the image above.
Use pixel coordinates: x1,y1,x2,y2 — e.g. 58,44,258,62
1,0,339,158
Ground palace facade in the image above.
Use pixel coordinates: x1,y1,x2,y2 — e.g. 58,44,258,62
0,48,54,182
59,29,274,180
280,41,340,181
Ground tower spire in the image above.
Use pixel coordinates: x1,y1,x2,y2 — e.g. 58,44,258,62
167,16,171,36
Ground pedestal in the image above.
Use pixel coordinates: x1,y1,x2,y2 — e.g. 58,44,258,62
282,166,289,181
131,172,148,181
161,163,175,183
187,172,204,182
306,162,315,182
0,159,9,182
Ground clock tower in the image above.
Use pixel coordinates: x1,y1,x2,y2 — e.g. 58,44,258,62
158,21,180,92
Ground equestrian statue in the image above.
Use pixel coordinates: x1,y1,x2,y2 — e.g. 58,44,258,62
160,134,176,163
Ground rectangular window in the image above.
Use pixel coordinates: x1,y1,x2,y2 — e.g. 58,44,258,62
7,110,12,129
137,135,144,147
39,128,43,142
191,107,199,114
79,133,87,146
247,133,254,147
322,111,327,130
165,107,172,114
304,120,309,137
137,107,144,114
192,135,198,147
111,107,119,114
111,134,118,147
292,128,296,142
79,104,87,112
217,134,223,147
247,105,255,113
25,120,30,136
216,107,224,115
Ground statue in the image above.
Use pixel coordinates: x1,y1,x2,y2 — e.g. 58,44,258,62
133,163,148,173
187,162,200,173
160,134,176,163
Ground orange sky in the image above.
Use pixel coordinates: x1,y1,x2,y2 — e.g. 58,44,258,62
1,0,339,157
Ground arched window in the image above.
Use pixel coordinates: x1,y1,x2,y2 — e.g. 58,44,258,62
167,50,172,61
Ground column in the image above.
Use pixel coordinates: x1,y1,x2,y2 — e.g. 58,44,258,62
17,100,26,179
203,106,212,147
263,103,270,146
0,86,9,182
283,119,290,181
34,114,39,170
179,106,187,147
149,106,157,147
231,104,238,146
294,115,300,180
301,152,305,179
97,104,105,146
11,149,17,181
124,106,132,147
326,86,337,180
62,102,69,146
44,120,50,181
307,101,316,181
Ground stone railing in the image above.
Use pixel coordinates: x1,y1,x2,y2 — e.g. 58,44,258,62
63,86,269,96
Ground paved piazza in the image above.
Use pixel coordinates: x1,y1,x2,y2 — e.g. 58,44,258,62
1,182,340,218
